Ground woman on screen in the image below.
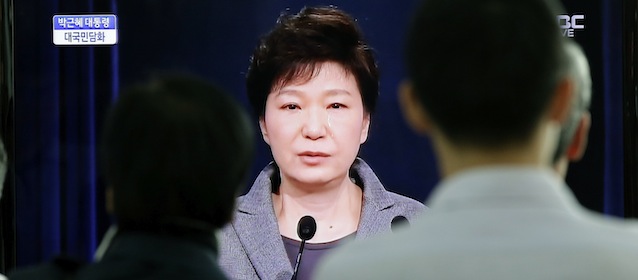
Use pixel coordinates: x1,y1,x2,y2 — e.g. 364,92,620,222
218,6,425,280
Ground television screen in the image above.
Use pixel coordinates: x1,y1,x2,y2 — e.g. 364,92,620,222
2,0,637,273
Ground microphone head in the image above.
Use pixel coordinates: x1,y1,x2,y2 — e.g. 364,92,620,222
391,216,409,232
297,215,317,241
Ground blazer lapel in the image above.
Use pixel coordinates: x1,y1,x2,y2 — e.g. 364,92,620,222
233,163,293,280
233,211,292,279
351,158,396,240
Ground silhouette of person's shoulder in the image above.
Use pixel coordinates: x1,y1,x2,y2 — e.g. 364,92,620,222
9,255,85,280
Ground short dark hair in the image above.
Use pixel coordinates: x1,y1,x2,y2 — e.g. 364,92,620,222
101,75,254,231
553,40,592,163
246,6,379,118
406,0,567,148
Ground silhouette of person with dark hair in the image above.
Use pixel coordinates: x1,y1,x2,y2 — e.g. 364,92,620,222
10,75,254,280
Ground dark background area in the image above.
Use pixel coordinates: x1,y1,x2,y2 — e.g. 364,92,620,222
1,0,636,274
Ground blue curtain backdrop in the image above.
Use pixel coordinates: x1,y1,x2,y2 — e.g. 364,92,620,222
600,0,624,216
116,0,439,207
14,0,117,268
10,0,629,269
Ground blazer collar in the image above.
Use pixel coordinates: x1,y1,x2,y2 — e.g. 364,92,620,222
237,158,395,215
353,158,396,211
232,158,397,278
351,158,397,239
233,162,292,279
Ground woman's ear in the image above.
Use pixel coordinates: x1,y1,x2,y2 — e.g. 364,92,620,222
398,80,432,135
259,117,270,145
359,113,371,144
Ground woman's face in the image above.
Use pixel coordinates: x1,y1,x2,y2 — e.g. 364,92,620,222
260,61,370,187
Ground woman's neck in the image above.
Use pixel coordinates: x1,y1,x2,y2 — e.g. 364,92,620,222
273,175,362,243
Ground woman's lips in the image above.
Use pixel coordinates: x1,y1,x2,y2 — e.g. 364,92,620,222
298,151,330,165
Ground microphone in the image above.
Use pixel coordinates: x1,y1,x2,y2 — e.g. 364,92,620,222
291,215,316,280
391,216,409,232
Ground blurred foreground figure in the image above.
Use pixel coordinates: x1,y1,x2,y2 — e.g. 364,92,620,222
315,0,638,279
11,75,254,280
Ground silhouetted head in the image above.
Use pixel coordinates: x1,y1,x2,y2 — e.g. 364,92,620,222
101,75,254,232
405,0,568,149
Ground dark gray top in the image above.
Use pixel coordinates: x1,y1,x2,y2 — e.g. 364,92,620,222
282,233,356,280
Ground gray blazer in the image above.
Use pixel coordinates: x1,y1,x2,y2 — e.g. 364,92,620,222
218,158,426,280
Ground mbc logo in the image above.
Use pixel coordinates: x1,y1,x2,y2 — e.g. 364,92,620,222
558,14,585,37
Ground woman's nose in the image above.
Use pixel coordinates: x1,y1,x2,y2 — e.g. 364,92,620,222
301,107,328,140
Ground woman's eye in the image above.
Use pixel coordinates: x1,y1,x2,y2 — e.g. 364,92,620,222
283,104,299,110
329,103,345,109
